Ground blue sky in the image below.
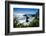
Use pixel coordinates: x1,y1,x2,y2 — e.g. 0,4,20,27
13,8,39,16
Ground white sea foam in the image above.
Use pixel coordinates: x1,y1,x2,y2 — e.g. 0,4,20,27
14,13,35,25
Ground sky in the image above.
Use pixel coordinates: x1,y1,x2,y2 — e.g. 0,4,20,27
13,8,39,16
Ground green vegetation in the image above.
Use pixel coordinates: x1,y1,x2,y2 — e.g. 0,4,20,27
13,17,39,28
29,18,39,27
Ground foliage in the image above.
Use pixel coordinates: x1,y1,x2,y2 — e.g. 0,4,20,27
14,17,39,28
29,18,39,27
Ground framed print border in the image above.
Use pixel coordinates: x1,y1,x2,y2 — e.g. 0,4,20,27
5,1,45,35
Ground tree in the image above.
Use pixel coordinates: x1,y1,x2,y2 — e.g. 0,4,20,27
13,17,19,28
35,9,39,19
